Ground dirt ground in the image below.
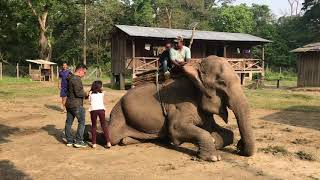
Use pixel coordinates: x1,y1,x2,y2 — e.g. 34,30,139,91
0,85,320,180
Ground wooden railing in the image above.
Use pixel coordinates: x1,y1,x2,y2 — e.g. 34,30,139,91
127,57,159,77
126,57,263,77
227,58,263,73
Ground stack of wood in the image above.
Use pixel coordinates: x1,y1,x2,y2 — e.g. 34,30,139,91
132,69,165,87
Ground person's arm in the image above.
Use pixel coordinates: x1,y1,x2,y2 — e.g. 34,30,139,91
185,47,191,62
58,79,61,89
58,72,61,89
73,78,86,98
169,49,181,67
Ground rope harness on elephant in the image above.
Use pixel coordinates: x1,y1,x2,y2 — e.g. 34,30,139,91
156,71,168,119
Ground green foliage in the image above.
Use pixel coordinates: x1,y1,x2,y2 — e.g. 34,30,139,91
264,68,297,81
0,0,319,72
211,4,254,33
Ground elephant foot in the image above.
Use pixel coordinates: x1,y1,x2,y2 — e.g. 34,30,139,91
198,152,222,162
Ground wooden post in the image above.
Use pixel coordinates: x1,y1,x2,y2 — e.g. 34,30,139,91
132,39,136,79
39,65,42,81
29,64,31,76
262,45,265,77
0,62,2,80
56,65,59,80
111,73,115,88
51,65,54,81
223,45,227,58
16,63,19,79
120,73,125,90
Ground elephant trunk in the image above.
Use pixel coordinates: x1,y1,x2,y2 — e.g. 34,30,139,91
228,87,255,156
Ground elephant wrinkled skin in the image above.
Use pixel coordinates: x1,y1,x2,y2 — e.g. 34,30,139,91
108,56,255,162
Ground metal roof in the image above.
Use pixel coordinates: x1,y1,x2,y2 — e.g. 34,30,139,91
26,59,56,65
291,42,320,53
115,25,271,43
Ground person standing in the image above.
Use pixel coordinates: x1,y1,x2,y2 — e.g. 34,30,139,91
65,64,88,148
58,62,70,113
88,80,111,149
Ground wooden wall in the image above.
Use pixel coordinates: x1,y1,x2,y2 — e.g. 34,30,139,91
111,31,127,75
297,52,320,87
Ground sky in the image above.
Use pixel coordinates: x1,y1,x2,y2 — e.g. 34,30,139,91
234,0,303,17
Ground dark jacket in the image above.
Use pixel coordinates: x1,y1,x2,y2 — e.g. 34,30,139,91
66,73,86,109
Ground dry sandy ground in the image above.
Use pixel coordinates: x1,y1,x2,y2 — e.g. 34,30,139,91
0,88,320,180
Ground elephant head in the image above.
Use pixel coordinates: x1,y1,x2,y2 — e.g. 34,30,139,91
184,55,255,156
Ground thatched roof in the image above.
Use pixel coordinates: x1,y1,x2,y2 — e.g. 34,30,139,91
115,25,271,43
291,42,320,53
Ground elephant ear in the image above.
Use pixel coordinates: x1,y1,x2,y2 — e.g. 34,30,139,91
183,63,211,98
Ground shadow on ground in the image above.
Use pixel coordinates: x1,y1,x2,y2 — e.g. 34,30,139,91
0,160,31,180
262,105,320,131
44,104,63,112
41,125,65,144
0,124,20,144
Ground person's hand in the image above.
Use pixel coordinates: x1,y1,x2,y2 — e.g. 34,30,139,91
58,85,61,90
178,61,187,66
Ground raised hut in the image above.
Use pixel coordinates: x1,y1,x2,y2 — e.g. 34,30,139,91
111,25,271,89
291,42,320,87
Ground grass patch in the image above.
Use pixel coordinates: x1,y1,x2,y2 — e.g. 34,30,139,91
295,151,316,161
258,145,290,156
245,88,320,112
0,76,58,99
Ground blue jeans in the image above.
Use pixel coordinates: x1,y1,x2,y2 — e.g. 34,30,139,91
160,58,171,73
65,106,85,143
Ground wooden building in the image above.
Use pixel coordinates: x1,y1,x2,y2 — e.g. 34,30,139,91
111,25,271,89
26,59,56,81
291,42,320,87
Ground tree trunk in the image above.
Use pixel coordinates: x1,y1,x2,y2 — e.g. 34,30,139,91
165,7,172,29
27,1,50,61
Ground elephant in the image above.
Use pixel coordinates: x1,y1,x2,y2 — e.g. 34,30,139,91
107,55,254,162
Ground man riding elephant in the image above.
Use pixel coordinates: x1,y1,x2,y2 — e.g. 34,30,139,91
106,55,254,162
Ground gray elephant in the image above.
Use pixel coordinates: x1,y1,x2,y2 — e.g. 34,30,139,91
108,55,254,162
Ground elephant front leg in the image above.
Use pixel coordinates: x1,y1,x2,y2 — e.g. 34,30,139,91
169,123,221,162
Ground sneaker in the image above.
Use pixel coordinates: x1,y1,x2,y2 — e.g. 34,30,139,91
92,144,97,148
164,71,170,80
106,142,112,149
74,141,88,148
66,142,73,147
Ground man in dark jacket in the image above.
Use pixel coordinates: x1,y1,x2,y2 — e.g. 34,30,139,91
65,64,88,148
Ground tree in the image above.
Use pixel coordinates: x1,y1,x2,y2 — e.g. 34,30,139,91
26,0,52,61
211,4,254,33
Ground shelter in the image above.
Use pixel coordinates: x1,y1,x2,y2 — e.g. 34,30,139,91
291,42,320,87
111,25,271,89
26,59,56,81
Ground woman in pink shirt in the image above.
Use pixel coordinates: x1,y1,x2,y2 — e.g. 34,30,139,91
89,80,111,149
